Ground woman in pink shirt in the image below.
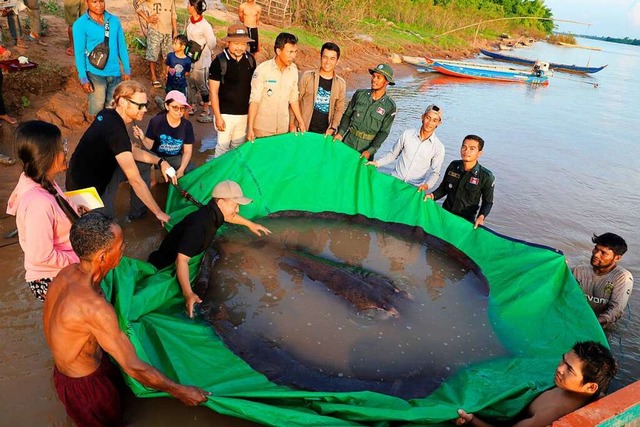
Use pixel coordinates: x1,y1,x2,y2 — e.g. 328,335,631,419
6,121,80,301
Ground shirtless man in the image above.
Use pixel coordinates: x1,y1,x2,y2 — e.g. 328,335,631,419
43,213,209,426
455,341,617,427
238,0,261,53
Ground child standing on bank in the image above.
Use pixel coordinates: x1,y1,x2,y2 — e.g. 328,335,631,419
165,34,192,97
137,0,178,88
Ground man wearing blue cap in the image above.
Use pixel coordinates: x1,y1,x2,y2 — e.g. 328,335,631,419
334,63,397,160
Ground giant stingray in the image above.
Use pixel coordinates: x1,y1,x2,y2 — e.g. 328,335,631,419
195,212,507,399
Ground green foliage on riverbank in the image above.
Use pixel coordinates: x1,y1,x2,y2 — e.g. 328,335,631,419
569,34,640,46
290,0,553,50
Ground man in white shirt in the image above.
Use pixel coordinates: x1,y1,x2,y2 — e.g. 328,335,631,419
366,104,444,191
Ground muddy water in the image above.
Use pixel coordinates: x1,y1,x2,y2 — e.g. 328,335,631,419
198,215,506,398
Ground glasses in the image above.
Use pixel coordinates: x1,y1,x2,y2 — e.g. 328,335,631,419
126,98,149,110
169,104,186,112
62,138,68,155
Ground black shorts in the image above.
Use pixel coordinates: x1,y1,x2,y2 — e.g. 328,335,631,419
247,27,259,53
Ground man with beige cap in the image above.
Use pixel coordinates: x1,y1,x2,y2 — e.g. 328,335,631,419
366,104,445,191
148,180,271,317
208,24,257,157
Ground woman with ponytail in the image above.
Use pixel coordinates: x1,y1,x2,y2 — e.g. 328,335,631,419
6,120,80,301
186,0,216,123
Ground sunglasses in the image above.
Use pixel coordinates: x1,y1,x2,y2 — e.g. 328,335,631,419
169,104,186,112
126,98,149,110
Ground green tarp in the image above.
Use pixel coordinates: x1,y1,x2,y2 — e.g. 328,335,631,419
103,133,606,426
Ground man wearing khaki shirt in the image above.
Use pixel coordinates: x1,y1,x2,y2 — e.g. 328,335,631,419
247,32,305,140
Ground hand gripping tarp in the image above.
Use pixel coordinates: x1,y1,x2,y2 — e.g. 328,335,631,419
102,133,606,426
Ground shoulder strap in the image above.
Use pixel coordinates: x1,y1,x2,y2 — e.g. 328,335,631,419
246,52,256,69
218,52,228,85
104,19,110,43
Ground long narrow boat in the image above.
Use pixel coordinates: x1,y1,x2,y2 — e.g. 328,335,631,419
427,57,549,85
479,49,607,74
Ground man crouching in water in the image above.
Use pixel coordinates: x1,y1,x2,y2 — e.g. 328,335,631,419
43,212,209,426
455,341,616,427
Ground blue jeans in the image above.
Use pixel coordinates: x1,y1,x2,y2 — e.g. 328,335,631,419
87,72,121,115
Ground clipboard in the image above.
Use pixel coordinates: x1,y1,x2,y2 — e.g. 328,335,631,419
64,187,104,210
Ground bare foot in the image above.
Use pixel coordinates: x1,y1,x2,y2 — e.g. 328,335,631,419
0,114,17,125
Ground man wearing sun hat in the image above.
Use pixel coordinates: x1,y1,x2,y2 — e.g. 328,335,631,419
208,23,257,157
366,104,445,191
334,63,397,160
148,180,271,318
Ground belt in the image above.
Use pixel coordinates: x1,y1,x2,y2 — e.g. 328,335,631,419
348,127,376,141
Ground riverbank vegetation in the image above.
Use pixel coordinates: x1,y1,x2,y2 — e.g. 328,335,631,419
284,0,553,51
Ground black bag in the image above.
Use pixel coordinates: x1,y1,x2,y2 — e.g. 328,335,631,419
88,20,110,70
184,39,203,62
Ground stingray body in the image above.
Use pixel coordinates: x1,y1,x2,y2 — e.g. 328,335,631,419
279,248,412,317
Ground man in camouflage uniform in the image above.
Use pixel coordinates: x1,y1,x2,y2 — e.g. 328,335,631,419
334,63,397,160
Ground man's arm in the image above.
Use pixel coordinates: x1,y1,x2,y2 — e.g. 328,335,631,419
335,91,357,140
238,3,245,23
475,174,495,228
131,145,177,185
425,162,453,201
87,298,209,405
115,151,170,224
456,407,567,427
247,66,263,142
598,271,633,326
177,144,192,179
289,100,306,133
176,253,201,318
209,79,225,131
226,214,271,236
422,142,446,190
371,131,405,167
329,77,347,133
115,19,131,78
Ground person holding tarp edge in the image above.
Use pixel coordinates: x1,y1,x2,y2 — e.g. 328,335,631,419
44,213,209,427
454,341,617,427
148,180,271,318
572,233,633,329
424,135,494,229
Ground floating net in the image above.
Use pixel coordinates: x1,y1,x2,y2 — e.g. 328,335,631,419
103,133,605,426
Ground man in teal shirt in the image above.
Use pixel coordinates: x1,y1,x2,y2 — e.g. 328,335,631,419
334,63,397,160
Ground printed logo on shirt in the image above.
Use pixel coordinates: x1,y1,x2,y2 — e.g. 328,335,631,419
157,134,184,156
376,107,386,116
586,295,609,305
313,86,331,114
469,177,479,185
603,282,614,296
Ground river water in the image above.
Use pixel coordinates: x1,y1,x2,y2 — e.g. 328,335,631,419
0,38,638,425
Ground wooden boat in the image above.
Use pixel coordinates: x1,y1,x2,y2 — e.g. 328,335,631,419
558,41,603,51
426,57,549,85
479,49,607,74
402,55,432,68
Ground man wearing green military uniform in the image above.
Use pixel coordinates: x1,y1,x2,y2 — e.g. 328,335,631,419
424,135,495,229
334,63,397,160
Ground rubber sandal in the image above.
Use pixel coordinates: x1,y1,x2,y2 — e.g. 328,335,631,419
196,114,214,123
0,115,17,125
152,80,162,88
0,153,16,166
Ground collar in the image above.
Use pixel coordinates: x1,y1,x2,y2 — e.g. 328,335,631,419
459,161,481,175
206,199,225,228
190,15,203,24
417,129,436,143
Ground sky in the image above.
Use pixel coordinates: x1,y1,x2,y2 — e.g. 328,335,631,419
543,0,640,39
